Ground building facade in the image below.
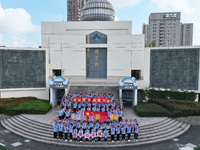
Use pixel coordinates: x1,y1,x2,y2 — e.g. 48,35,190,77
67,0,88,21
143,12,193,47
41,21,144,87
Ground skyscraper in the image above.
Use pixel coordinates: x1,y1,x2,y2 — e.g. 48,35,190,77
67,0,88,21
143,12,193,47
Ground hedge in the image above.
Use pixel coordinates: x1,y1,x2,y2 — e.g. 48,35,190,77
0,97,52,116
143,88,197,101
135,103,171,117
154,99,200,117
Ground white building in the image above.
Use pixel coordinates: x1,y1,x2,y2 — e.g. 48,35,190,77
41,21,144,86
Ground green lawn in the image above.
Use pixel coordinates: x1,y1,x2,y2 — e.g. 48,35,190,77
0,97,52,116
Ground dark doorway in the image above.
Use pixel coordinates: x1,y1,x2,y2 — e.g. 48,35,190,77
198,94,200,102
56,89,65,105
53,70,62,76
86,48,107,78
122,90,133,104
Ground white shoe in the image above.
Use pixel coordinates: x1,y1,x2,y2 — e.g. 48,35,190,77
112,140,114,142
65,140,67,141
117,141,119,142
70,140,72,142
128,140,130,142
136,140,138,141
80,141,82,142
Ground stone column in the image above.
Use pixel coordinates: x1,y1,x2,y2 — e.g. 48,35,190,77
50,88,57,107
134,89,138,106
119,88,122,108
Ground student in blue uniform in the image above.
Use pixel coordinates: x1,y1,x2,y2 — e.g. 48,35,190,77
58,122,63,140
85,127,90,143
116,125,121,142
82,121,87,134
97,127,102,142
118,109,123,122
91,126,96,142
121,125,126,141
73,127,78,141
103,128,109,143
64,124,69,141
102,121,107,132
127,124,132,141
69,124,73,141
53,122,58,140
111,125,116,142
89,121,94,133
134,124,140,141
79,127,84,142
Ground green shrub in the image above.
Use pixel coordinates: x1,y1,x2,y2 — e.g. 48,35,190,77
154,99,200,117
0,146,7,150
135,103,171,117
0,97,51,116
143,88,197,101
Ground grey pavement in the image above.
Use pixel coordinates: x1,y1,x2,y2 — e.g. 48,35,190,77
0,123,200,150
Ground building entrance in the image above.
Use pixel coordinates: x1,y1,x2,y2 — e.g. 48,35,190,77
86,48,107,78
56,89,65,105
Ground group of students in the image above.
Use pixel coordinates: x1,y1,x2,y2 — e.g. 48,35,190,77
52,91,140,143
53,119,140,142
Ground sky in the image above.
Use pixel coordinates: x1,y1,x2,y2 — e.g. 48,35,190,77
0,0,199,47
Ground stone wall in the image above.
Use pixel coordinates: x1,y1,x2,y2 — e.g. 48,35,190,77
0,50,46,89
150,48,199,90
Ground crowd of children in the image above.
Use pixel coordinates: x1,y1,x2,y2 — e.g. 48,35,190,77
52,91,140,143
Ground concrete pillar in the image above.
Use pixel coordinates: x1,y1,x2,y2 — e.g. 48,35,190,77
134,89,138,106
65,88,68,96
50,88,57,107
119,89,122,108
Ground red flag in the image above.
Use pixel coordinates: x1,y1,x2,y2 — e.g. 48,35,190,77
141,118,142,121
90,89,92,91
51,122,52,124
73,91,75,93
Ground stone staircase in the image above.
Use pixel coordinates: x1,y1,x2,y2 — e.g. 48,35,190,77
1,115,190,148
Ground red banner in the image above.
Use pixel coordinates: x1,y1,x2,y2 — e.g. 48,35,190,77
82,97,86,103
93,98,97,103
78,98,82,103
73,97,77,102
106,99,111,104
102,98,106,103
97,98,101,103
87,98,92,103
84,111,108,122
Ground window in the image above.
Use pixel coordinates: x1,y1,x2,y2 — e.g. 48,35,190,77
131,70,142,80
53,70,62,76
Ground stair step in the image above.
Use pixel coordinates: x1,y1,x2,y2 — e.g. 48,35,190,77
1,118,191,147
18,114,51,128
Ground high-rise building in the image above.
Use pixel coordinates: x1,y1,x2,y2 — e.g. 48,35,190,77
67,0,88,21
143,12,193,47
